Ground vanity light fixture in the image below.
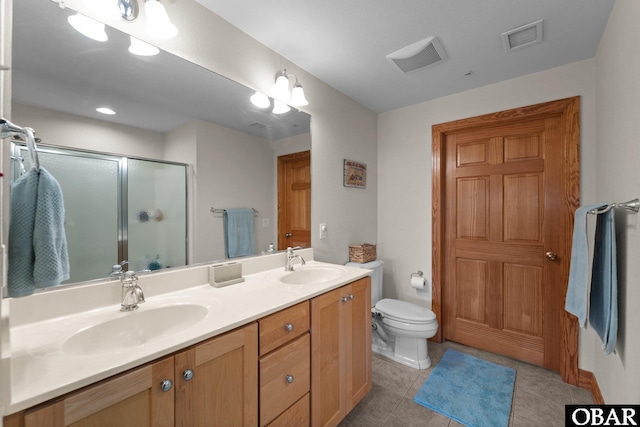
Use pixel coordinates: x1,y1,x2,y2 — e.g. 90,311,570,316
144,0,179,39
91,0,122,21
128,36,160,56
67,13,108,42
269,69,309,107
272,100,291,115
250,92,271,109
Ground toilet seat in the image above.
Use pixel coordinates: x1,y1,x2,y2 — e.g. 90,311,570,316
374,298,436,324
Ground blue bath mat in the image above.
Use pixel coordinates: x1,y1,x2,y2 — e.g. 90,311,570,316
413,348,516,427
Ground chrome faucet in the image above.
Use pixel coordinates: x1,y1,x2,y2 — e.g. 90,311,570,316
108,260,128,278
120,271,145,311
285,247,306,271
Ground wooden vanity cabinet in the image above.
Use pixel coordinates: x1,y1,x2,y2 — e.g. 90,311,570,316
174,322,258,427
310,277,372,427
258,301,311,427
6,323,258,427
5,356,175,427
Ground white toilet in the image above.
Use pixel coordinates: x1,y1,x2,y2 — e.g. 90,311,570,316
347,260,439,370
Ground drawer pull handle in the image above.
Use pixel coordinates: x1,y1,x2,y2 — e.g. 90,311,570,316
183,369,194,381
160,379,173,392
342,297,349,303
285,323,294,331
285,375,294,384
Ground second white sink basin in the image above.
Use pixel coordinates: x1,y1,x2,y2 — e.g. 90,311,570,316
279,266,346,285
62,304,208,356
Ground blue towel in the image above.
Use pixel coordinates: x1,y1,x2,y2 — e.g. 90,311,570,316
566,203,608,326
224,208,255,258
589,209,617,355
8,167,70,297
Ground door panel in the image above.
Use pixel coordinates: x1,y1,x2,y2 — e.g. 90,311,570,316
444,117,560,369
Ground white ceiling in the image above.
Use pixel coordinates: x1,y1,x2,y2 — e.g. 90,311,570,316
194,0,615,113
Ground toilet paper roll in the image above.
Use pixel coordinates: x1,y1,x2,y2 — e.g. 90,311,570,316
411,275,426,289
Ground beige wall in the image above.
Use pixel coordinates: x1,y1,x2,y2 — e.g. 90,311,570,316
378,59,597,312
592,0,640,404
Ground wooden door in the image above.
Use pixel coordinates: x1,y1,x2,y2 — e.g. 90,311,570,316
19,357,175,427
434,97,580,377
278,151,311,250
344,278,372,409
174,323,258,427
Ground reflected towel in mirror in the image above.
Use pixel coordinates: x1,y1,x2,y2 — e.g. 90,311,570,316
224,208,255,259
8,167,70,297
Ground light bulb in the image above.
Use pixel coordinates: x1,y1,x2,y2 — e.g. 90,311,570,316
145,0,178,39
68,13,108,42
272,100,291,115
250,92,270,109
96,107,116,115
290,83,309,107
129,36,160,56
270,71,291,102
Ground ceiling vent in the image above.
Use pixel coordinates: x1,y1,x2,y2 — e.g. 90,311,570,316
502,19,544,52
386,36,447,74
247,122,267,130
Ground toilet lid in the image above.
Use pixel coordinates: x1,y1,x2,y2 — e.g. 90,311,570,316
375,298,436,323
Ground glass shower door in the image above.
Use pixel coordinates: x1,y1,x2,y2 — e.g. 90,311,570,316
126,158,187,272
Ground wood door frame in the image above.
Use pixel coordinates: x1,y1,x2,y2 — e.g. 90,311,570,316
431,97,581,385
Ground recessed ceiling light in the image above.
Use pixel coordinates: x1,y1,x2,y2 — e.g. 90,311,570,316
96,107,116,115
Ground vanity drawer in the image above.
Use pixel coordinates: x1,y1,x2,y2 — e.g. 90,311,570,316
266,393,309,427
259,333,310,426
259,301,309,355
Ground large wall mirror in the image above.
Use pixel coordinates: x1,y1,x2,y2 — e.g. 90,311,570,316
7,0,311,293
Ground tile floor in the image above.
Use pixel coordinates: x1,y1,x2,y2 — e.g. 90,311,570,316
339,341,594,427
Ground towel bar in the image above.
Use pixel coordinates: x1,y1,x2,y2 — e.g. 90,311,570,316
587,198,640,215
210,207,259,216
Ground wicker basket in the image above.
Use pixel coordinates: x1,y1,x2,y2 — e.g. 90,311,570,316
349,244,377,263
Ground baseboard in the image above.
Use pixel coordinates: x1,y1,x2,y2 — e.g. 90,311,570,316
578,369,605,404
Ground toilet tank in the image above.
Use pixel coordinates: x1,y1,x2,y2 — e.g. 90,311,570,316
346,259,384,306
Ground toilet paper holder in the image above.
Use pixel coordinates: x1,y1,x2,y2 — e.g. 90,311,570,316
411,270,424,279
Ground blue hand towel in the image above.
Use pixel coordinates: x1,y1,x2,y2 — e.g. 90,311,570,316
589,209,617,355
8,167,70,297
565,203,608,326
224,208,255,259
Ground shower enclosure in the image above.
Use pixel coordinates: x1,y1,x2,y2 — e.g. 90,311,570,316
11,144,188,284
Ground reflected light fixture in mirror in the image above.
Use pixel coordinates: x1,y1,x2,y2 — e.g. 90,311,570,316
250,92,270,109
129,36,160,56
96,107,117,115
67,13,108,42
270,68,309,107
272,100,291,115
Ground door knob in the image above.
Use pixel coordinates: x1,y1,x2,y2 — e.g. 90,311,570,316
285,233,292,237
545,251,558,261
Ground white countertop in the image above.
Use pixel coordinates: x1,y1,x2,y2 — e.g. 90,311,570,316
5,252,371,414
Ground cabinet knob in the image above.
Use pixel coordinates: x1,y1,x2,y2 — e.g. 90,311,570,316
160,379,173,392
285,375,294,384
342,297,349,303
183,369,194,381
285,323,294,331
349,294,354,300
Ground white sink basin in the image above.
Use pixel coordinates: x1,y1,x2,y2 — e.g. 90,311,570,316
62,304,208,356
279,266,346,285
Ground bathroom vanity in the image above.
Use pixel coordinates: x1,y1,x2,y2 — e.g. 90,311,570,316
2,249,372,427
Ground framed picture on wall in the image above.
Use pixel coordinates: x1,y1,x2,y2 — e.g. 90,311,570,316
344,159,367,188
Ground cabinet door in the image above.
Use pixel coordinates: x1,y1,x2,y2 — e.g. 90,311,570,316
22,357,175,427
174,323,258,427
345,277,372,408
310,286,344,427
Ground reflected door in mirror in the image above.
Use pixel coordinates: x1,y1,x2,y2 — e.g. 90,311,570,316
278,151,311,250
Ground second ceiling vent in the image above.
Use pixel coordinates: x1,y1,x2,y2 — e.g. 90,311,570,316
386,36,447,74
502,19,544,51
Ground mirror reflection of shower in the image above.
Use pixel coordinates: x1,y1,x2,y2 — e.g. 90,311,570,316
11,144,188,283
